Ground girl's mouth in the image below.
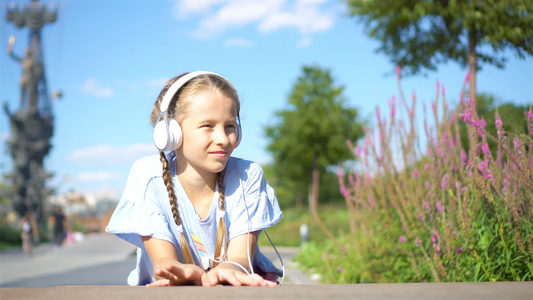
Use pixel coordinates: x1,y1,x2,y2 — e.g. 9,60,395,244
210,151,227,158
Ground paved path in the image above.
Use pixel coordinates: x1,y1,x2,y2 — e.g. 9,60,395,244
0,233,317,287
1,235,531,299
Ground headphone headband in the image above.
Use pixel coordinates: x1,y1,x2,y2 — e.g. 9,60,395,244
160,71,226,113
153,71,241,151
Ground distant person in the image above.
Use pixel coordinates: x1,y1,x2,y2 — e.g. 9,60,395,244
107,71,283,287
20,212,39,255
52,206,67,246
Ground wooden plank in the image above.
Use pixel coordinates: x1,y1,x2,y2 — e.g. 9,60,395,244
1,282,531,299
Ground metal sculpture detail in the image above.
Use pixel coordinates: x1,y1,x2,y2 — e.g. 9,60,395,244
3,0,57,224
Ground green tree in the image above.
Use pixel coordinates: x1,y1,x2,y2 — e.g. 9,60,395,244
344,0,533,101
264,65,364,215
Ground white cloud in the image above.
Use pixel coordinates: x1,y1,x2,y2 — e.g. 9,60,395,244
258,3,334,34
173,0,227,19
80,78,114,98
147,78,169,89
67,143,156,166
225,38,254,48
78,172,122,181
176,0,336,40
297,37,312,48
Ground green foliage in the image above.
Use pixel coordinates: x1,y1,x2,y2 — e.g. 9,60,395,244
258,205,351,247
344,0,533,75
264,64,364,207
294,75,533,283
0,219,22,246
264,163,345,209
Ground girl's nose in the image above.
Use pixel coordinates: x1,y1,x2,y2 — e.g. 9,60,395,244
214,126,230,145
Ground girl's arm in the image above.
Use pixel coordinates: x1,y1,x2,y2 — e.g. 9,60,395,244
142,236,206,286
205,231,278,287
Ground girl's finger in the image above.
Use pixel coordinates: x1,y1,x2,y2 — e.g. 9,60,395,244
166,264,204,285
146,279,170,287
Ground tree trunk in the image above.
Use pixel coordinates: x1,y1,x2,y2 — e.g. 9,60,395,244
295,189,303,209
308,153,344,251
468,29,477,102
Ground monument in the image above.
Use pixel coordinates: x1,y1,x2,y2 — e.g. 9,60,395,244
3,0,57,225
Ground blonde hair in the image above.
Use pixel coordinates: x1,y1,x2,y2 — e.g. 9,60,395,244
151,73,239,266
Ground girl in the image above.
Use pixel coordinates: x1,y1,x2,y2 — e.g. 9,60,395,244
106,71,283,287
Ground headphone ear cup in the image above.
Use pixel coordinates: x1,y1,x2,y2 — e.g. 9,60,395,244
167,119,183,150
153,119,183,151
235,123,242,148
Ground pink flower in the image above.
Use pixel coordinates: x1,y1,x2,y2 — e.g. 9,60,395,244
413,167,419,177
425,181,431,190
481,143,491,156
478,161,494,182
340,186,349,198
431,235,438,243
441,173,449,190
455,181,462,190
399,236,407,243
495,112,506,139
395,65,401,79
418,212,425,222
337,266,345,273
415,238,422,248
337,167,344,178
348,174,355,188
456,247,465,254
513,136,521,149
346,139,354,151
526,109,533,137
423,202,430,213
460,150,467,167
464,72,470,83
368,195,375,206
436,202,444,213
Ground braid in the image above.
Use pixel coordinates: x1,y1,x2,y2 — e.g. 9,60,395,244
159,151,194,264
212,170,228,268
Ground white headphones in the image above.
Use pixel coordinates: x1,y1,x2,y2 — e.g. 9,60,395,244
153,71,242,151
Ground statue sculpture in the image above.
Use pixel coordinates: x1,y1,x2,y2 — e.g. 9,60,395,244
3,0,57,225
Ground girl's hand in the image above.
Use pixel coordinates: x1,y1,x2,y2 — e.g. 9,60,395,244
203,263,278,287
146,262,207,286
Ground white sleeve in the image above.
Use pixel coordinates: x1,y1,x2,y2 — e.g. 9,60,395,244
106,156,175,247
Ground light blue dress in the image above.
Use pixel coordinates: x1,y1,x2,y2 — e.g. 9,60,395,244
106,153,284,285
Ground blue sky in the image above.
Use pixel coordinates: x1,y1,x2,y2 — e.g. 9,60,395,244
1,0,532,196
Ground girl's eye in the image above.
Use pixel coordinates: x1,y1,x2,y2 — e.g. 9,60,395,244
226,124,236,131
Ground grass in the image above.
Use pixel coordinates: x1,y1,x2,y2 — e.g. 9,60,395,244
258,204,350,247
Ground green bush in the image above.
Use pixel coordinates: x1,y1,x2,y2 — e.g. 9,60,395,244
294,73,533,283
0,220,22,250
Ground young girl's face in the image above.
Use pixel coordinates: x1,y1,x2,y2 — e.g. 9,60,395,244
177,91,239,175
